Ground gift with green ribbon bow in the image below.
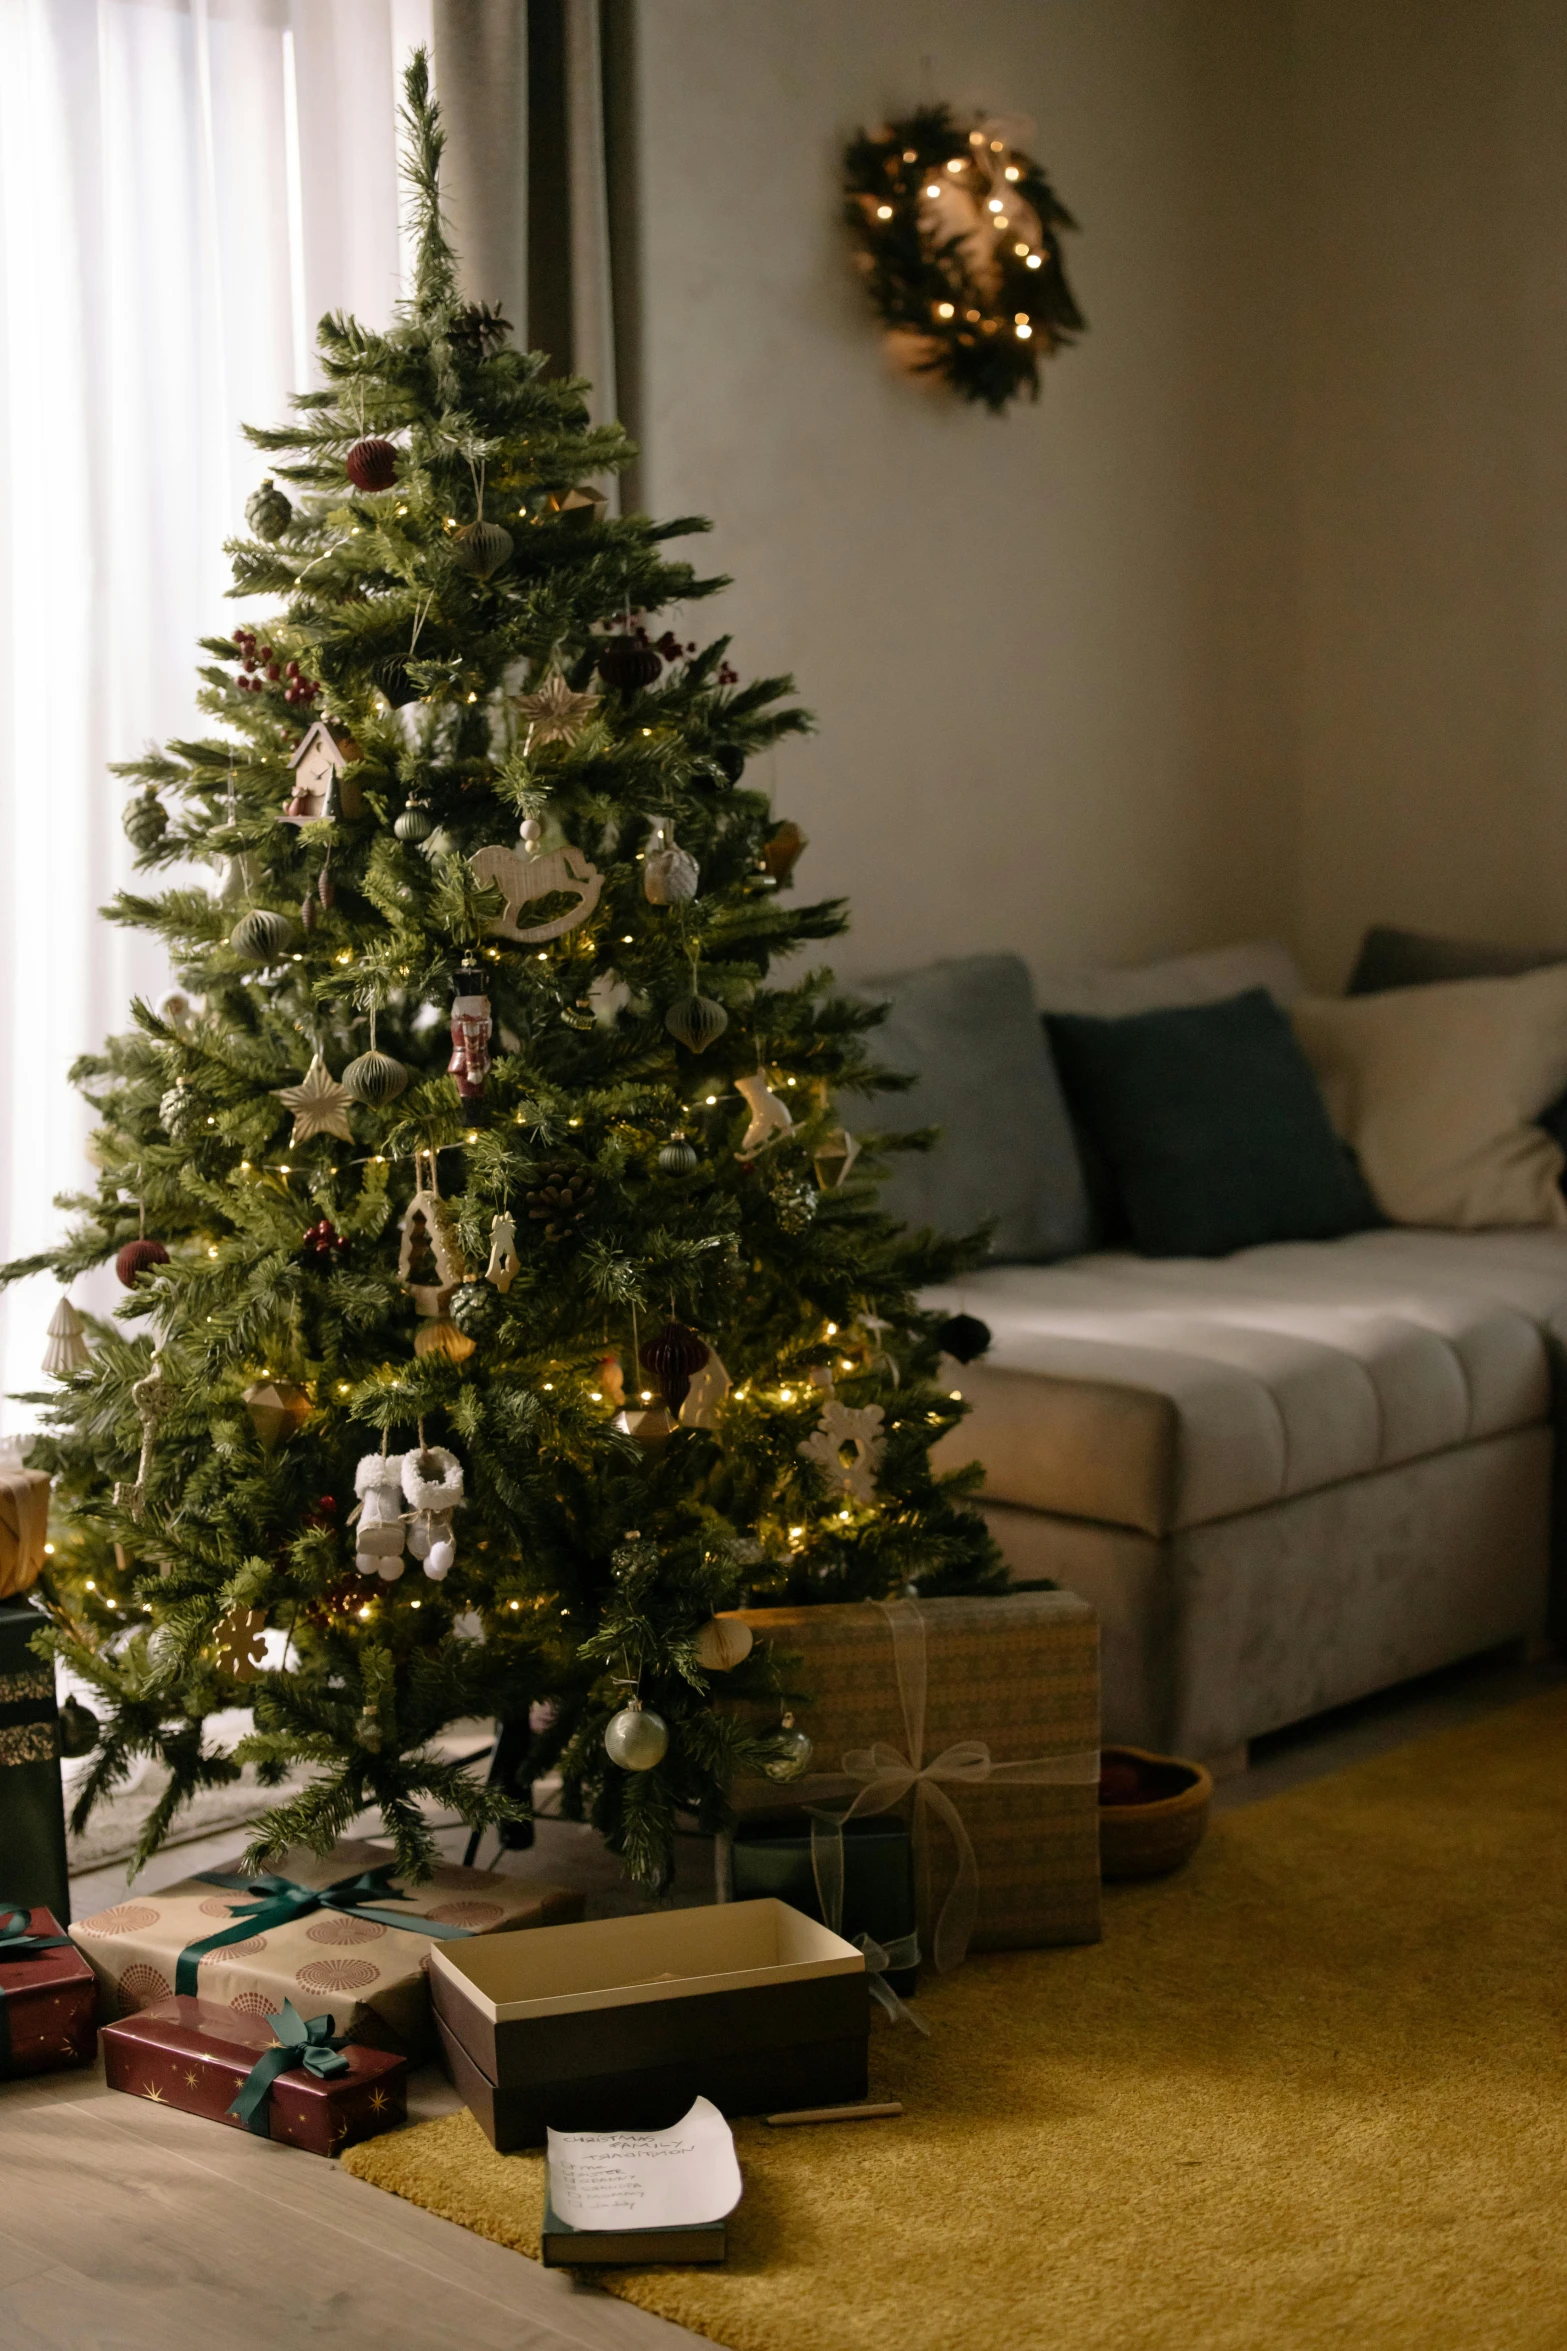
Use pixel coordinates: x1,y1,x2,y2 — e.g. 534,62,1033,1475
0,1899,96,2078
71,1836,586,2054
226,1998,351,2134
102,1991,408,2155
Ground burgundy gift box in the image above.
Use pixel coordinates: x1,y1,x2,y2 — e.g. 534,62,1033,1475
0,1906,96,2078
101,1995,407,2155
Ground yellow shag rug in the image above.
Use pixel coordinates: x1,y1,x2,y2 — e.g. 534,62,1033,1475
345,1687,1567,2351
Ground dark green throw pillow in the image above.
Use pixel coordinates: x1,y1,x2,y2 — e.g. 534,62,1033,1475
1044,988,1378,1259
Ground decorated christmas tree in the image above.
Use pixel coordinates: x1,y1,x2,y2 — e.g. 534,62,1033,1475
3,55,999,1892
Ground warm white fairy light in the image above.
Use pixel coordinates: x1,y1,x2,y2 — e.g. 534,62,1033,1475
1026,253,1043,270
875,203,893,220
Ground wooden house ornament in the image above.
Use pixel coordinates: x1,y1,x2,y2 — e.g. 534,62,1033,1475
282,720,364,825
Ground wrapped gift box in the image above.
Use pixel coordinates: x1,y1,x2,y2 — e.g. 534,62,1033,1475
0,1595,71,1924
0,1904,96,2078
431,1898,868,2150
728,1592,1102,1960
102,1995,407,2154
72,1838,584,2053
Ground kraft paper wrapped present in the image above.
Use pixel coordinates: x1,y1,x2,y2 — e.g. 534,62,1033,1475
0,1466,50,1600
728,1592,1102,1963
72,1838,585,2052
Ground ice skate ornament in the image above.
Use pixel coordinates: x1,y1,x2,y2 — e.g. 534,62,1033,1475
484,1212,519,1293
401,1446,464,1579
470,817,603,943
680,1345,732,1430
799,1393,887,1505
350,1450,409,1580
448,967,492,1101
734,1071,793,1159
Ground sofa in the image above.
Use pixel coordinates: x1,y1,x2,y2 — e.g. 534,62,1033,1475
851,937,1561,1765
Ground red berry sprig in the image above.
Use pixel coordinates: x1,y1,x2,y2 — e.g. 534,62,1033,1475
300,1216,350,1265
232,629,323,708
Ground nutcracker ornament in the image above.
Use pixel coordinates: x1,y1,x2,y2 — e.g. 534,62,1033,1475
448,968,493,1102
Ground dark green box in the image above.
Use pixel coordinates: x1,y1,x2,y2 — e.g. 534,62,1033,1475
0,1599,70,1924
730,1812,918,1997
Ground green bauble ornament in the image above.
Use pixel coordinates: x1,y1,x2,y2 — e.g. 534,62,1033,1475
449,519,513,579
449,1279,502,1340
658,1135,698,1175
394,799,434,843
124,788,167,855
664,993,728,1054
229,908,295,961
245,478,293,541
57,1694,100,1759
604,1700,669,1772
342,1047,409,1105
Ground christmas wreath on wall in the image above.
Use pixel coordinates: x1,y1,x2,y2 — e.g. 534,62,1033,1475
842,104,1085,413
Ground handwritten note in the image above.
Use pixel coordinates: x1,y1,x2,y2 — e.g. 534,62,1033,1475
546,2097,743,2232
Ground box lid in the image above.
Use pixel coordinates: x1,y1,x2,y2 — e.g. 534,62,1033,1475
429,1898,863,2025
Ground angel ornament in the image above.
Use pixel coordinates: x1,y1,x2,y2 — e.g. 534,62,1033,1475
470,815,604,944
799,1394,887,1506
484,1212,520,1293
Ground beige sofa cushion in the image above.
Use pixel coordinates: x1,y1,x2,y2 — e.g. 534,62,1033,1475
926,1227,1566,1535
1291,969,1567,1228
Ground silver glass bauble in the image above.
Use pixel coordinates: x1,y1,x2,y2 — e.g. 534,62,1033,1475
603,1700,670,1772
765,1720,815,1782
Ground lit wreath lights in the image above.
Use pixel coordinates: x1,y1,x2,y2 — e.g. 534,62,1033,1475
843,105,1085,413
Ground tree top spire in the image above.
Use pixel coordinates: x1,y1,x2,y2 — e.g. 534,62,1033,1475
399,46,458,319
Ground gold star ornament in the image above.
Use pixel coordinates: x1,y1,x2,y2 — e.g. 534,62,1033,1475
274,1053,355,1145
512,665,599,746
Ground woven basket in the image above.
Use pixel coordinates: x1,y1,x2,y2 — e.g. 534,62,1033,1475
1097,1745,1213,1881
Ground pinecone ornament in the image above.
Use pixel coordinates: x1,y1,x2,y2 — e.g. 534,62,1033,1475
449,1279,502,1340
524,1162,597,1241
124,789,167,855
159,1083,200,1142
245,478,293,540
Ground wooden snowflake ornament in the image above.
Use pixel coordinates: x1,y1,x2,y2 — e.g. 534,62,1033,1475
799,1396,887,1505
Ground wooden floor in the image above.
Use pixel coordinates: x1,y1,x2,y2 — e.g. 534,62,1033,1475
7,1643,1559,2351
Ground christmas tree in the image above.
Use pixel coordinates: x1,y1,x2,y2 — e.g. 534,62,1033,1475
3,54,999,1892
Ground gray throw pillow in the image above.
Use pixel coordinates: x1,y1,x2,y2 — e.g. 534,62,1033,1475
843,953,1091,1262
1347,924,1565,994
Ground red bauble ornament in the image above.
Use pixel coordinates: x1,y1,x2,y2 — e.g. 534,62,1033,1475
597,633,662,693
638,1319,709,1412
346,437,398,492
115,1238,170,1288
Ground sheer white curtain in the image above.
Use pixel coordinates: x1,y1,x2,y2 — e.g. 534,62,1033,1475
0,0,433,1432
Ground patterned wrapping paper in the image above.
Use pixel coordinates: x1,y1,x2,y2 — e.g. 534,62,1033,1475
101,1995,407,2156
728,1592,1103,1954
71,1838,585,2051
0,1906,97,2077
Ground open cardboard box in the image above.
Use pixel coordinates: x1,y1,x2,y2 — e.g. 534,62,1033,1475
430,1898,869,2147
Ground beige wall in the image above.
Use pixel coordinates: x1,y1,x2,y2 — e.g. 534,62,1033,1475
628,0,1297,984
1292,0,1567,984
